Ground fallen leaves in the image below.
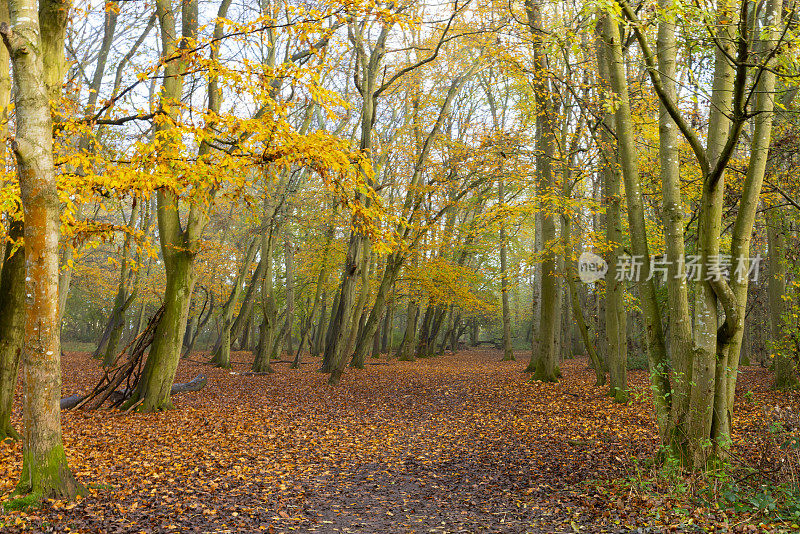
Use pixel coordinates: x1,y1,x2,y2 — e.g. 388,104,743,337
0,349,796,533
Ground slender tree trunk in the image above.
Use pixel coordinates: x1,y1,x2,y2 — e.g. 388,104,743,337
397,297,419,361
101,201,139,366
727,0,787,395
381,292,393,353
183,288,213,358
562,215,605,385
210,236,258,368
603,10,671,407
653,0,692,447
499,177,514,361
599,16,629,402
58,2,118,331
0,220,24,441
283,237,295,356
292,213,335,367
253,229,277,373
525,1,558,381
526,213,542,371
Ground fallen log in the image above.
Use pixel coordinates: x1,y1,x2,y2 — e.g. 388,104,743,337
170,374,207,394
60,374,208,410
60,394,85,410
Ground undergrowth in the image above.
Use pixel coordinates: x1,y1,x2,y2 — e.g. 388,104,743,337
596,404,800,532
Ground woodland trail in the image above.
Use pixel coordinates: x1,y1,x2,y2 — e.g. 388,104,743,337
0,349,793,533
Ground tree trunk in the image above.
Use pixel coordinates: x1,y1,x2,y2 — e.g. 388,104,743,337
253,229,277,373
767,206,797,388
0,4,21,441
654,0,692,447
381,292,393,353
527,0,559,383
124,0,225,412
562,215,605,385
0,220,24,441
4,0,83,499
599,16,629,403
728,0,788,393
101,203,139,366
283,237,295,356
129,252,195,411
397,297,419,361
210,235,258,368
499,177,514,361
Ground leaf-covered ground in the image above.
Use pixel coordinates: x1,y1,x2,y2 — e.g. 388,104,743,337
0,349,797,533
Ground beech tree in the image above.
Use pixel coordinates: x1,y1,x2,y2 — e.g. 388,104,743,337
2,0,83,500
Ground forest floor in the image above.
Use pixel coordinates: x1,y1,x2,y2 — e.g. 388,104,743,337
0,349,798,533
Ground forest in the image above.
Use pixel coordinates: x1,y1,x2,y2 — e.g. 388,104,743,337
0,0,799,531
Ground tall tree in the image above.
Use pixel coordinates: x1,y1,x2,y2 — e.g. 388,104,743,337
526,0,559,382
615,0,786,467
125,0,227,411
2,0,83,500
0,0,22,442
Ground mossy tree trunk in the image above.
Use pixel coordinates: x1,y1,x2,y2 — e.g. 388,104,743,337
526,0,559,383
125,0,230,412
3,0,83,500
0,0,22,443
0,220,24,441
767,206,798,389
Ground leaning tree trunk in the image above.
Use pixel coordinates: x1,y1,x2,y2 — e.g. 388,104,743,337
0,220,24,441
101,204,139,366
562,215,605,386
3,0,83,499
0,2,22,442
